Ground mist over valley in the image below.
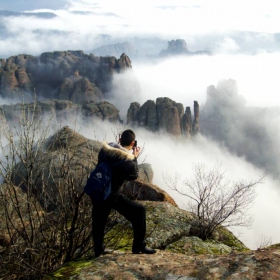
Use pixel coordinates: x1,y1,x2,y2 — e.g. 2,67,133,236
1,0,280,251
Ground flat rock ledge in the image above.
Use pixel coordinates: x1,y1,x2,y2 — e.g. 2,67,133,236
47,245,280,279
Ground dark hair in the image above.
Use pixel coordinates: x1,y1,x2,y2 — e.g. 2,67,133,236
120,129,135,146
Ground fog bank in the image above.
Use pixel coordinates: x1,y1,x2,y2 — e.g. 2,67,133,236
77,120,280,249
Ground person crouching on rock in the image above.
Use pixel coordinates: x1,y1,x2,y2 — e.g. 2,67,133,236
91,129,157,257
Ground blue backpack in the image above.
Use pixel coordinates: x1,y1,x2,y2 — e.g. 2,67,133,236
84,160,124,203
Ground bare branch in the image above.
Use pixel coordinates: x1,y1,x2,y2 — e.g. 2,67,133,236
164,162,263,240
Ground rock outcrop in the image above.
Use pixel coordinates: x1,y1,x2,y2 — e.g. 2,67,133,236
127,97,200,138
49,244,280,279
11,126,175,211
0,51,134,103
81,101,121,123
159,39,210,57
160,39,189,56
0,99,122,126
124,181,177,206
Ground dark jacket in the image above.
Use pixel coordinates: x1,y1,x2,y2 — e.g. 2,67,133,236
97,142,139,192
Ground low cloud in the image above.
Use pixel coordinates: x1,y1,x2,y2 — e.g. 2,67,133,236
214,37,240,54
1,0,280,250
76,119,280,249
130,53,280,108
1,0,280,57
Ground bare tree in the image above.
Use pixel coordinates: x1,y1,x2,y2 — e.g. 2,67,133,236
0,98,158,279
164,163,263,240
0,100,94,279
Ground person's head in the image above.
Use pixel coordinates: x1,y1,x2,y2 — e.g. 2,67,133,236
119,129,136,148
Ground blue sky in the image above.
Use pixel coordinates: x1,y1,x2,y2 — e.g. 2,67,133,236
0,0,68,11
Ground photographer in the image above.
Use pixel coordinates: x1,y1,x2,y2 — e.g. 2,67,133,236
91,129,156,257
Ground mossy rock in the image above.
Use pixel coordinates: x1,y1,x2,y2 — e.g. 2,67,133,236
45,258,96,279
103,201,248,254
266,243,280,249
166,236,231,255
214,226,249,252
104,219,134,252
103,201,194,251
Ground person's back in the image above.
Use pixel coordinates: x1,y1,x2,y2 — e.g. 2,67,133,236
97,141,138,192
91,129,156,257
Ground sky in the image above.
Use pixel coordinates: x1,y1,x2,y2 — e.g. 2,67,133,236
0,0,280,56
1,0,280,249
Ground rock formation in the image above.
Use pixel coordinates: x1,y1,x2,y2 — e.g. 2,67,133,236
51,243,280,279
10,126,175,211
159,39,210,57
1,96,199,139
160,39,189,56
0,99,122,126
192,100,200,135
0,51,134,103
127,97,200,138
1,49,200,140
81,101,122,123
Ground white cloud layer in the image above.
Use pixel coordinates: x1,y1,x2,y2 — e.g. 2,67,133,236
76,120,280,249
67,0,280,34
1,0,280,56
1,0,280,250
109,53,280,113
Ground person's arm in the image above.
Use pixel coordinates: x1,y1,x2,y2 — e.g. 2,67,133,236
97,148,105,165
125,158,139,181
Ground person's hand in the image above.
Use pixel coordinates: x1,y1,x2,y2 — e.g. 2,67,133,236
132,146,141,158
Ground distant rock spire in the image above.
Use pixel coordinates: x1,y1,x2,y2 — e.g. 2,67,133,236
126,97,200,139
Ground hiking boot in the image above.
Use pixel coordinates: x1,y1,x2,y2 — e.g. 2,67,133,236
132,246,157,254
94,244,105,258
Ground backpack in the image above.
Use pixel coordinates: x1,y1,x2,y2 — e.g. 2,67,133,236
84,160,124,203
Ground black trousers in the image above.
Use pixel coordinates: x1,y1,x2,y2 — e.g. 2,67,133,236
92,194,146,254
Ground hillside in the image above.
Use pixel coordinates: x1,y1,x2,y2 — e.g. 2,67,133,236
0,126,252,279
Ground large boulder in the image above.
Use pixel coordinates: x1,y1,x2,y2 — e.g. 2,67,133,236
11,126,101,211
123,181,177,206
104,201,247,252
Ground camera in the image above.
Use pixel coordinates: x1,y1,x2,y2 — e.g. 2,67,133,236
133,140,137,148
